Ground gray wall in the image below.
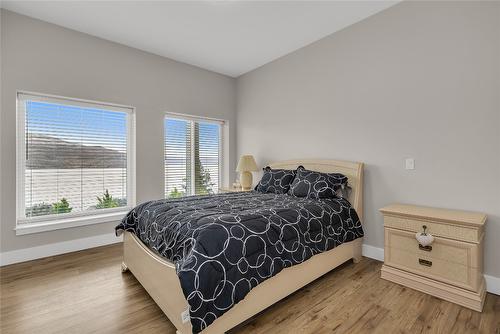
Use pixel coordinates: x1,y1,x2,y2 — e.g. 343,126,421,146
236,1,500,277
0,10,236,252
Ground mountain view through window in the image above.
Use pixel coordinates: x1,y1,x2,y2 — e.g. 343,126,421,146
18,93,133,221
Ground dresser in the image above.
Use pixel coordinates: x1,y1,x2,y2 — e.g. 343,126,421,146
380,204,486,311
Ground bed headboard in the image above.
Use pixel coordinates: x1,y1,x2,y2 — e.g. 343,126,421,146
268,159,364,222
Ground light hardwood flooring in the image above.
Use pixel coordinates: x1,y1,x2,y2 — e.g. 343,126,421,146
1,243,499,334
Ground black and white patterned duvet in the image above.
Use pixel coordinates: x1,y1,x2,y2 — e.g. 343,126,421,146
115,191,363,333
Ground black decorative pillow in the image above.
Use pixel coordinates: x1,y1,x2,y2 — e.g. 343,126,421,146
288,166,348,199
255,167,297,194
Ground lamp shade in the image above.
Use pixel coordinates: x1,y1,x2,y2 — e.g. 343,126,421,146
236,155,258,172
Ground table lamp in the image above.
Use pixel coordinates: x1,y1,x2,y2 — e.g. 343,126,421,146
236,155,258,190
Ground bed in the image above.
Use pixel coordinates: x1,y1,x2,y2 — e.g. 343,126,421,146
117,159,364,334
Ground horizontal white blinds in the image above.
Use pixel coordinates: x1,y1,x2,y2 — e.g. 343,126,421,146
164,118,192,197
18,93,132,221
164,117,221,198
194,122,220,195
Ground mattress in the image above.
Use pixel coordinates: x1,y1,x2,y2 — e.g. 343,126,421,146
116,191,363,333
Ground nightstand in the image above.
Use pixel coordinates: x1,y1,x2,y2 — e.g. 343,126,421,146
380,203,486,312
218,187,252,193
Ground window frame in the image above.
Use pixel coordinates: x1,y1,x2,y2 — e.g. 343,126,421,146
15,91,136,235
164,112,224,198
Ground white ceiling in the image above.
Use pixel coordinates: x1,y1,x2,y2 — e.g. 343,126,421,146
1,1,399,77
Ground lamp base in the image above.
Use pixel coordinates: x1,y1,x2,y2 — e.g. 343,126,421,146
239,171,253,190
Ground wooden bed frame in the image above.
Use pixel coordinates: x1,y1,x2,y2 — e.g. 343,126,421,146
121,159,364,334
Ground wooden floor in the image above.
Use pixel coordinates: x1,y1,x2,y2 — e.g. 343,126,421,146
1,244,499,334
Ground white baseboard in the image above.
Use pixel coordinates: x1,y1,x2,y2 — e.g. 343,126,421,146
484,275,500,296
361,243,499,296
0,232,123,267
362,243,384,262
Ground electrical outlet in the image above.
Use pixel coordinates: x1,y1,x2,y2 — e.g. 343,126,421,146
181,309,190,324
405,158,415,170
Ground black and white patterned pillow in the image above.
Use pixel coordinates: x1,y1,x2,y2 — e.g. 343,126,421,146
288,166,348,199
255,166,297,194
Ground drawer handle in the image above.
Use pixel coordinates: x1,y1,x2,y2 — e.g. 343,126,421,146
419,259,432,267
419,244,432,252
415,225,434,247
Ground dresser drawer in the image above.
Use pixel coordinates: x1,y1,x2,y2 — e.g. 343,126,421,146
384,228,481,291
385,228,480,268
384,215,482,243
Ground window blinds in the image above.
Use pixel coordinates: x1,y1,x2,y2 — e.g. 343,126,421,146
17,93,133,222
164,116,222,198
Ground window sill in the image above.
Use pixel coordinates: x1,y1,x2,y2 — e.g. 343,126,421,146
15,210,129,235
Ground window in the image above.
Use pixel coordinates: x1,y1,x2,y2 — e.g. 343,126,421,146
16,92,135,231
164,114,223,198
